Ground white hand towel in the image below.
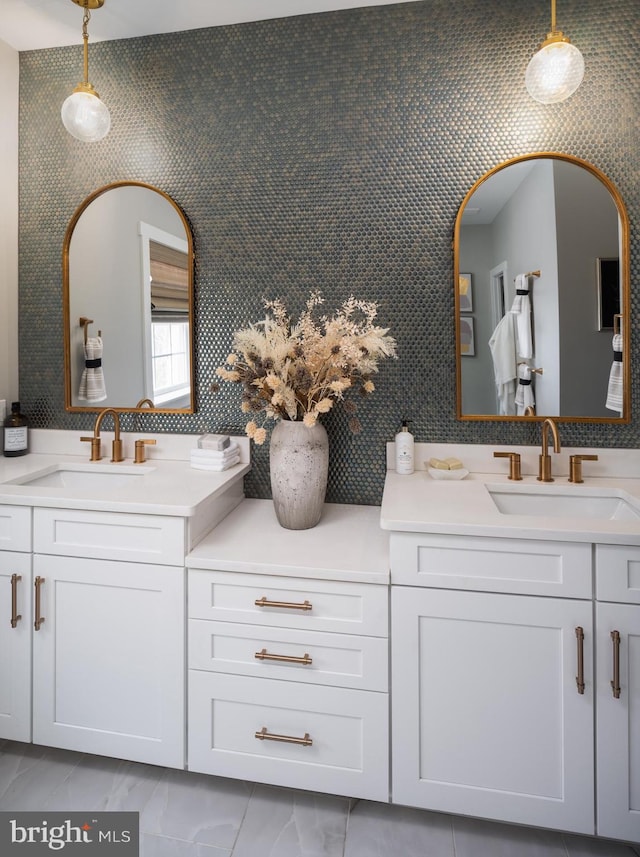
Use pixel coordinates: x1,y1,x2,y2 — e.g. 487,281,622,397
190,453,241,472
606,333,623,413
78,336,107,402
515,363,535,415
510,274,533,360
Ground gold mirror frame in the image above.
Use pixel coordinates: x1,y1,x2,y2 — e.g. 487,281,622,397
454,152,630,423
63,180,195,413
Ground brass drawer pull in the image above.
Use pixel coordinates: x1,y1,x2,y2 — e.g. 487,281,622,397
611,630,621,699
10,574,22,628
34,576,45,631
575,626,585,694
255,597,312,611
254,648,312,665
255,726,312,746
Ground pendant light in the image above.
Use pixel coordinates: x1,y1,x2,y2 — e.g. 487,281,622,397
525,0,584,104
61,0,110,142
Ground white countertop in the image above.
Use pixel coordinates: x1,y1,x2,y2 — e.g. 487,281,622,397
187,499,390,584
381,469,640,545
0,431,250,516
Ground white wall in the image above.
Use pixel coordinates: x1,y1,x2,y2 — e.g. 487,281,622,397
0,38,19,410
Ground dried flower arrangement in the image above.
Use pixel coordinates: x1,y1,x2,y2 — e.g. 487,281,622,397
214,291,397,444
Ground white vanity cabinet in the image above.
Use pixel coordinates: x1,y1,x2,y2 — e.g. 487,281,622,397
29,507,186,768
186,500,390,802
0,505,32,742
390,531,640,842
595,545,640,842
391,533,595,834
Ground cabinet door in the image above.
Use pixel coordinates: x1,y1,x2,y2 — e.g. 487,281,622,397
596,601,640,842
392,587,594,834
0,552,31,742
32,554,185,768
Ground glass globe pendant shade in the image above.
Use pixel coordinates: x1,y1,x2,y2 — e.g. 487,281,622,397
61,86,111,142
525,38,584,104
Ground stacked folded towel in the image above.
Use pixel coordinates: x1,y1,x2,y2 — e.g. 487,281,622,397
190,441,240,471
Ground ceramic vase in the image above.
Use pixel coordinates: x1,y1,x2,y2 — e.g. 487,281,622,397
269,419,329,530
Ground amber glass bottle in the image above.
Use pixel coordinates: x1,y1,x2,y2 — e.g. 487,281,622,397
3,401,29,457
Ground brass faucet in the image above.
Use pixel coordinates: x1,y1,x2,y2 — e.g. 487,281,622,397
537,417,561,482
81,408,124,462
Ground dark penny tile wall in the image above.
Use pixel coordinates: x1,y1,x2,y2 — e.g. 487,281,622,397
17,0,640,504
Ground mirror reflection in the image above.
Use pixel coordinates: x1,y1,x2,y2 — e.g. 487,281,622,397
455,154,630,422
63,182,195,413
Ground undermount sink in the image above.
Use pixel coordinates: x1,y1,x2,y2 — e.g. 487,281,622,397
7,463,153,490
487,485,640,521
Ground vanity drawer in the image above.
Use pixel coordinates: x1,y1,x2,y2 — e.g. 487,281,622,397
188,671,389,801
33,508,185,565
595,545,640,604
390,533,592,598
0,505,31,553
189,619,388,691
188,570,388,636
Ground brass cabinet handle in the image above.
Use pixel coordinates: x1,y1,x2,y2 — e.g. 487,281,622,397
255,726,312,746
34,576,45,631
254,648,312,665
611,630,621,699
255,597,312,611
10,574,22,628
575,626,585,694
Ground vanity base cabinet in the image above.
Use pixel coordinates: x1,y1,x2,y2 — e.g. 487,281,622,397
596,601,640,842
31,554,185,768
187,568,389,801
391,586,594,835
0,551,32,742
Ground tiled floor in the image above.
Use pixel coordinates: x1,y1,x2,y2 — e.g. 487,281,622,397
0,740,638,856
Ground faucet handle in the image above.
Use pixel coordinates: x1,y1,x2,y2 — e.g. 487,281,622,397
568,454,598,484
134,438,156,464
80,436,101,461
493,451,522,481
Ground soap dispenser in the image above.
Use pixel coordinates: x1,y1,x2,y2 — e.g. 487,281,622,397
395,419,414,475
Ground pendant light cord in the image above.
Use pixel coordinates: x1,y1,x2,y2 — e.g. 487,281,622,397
82,9,91,86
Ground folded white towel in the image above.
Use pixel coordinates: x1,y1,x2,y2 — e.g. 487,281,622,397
78,336,107,402
190,453,241,472
515,363,535,416
510,274,533,360
190,442,239,461
606,333,623,413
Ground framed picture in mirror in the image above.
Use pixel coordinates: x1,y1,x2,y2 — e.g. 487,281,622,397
459,316,475,356
459,273,473,311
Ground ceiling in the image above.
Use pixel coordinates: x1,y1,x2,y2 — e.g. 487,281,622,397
0,0,423,52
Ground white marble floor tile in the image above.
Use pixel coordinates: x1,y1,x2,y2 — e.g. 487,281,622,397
563,833,640,856
0,741,81,811
344,800,455,857
140,833,232,856
140,768,253,850
42,752,164,813
453,816,568,857
231,784,349,857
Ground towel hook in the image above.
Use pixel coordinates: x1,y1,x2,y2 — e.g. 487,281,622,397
614,313,622,336
79,316,102,345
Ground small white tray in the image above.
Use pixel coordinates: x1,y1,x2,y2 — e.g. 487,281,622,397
427,466,469,481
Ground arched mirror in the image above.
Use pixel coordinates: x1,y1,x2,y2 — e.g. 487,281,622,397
63,181,195,413
454,153,630,422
